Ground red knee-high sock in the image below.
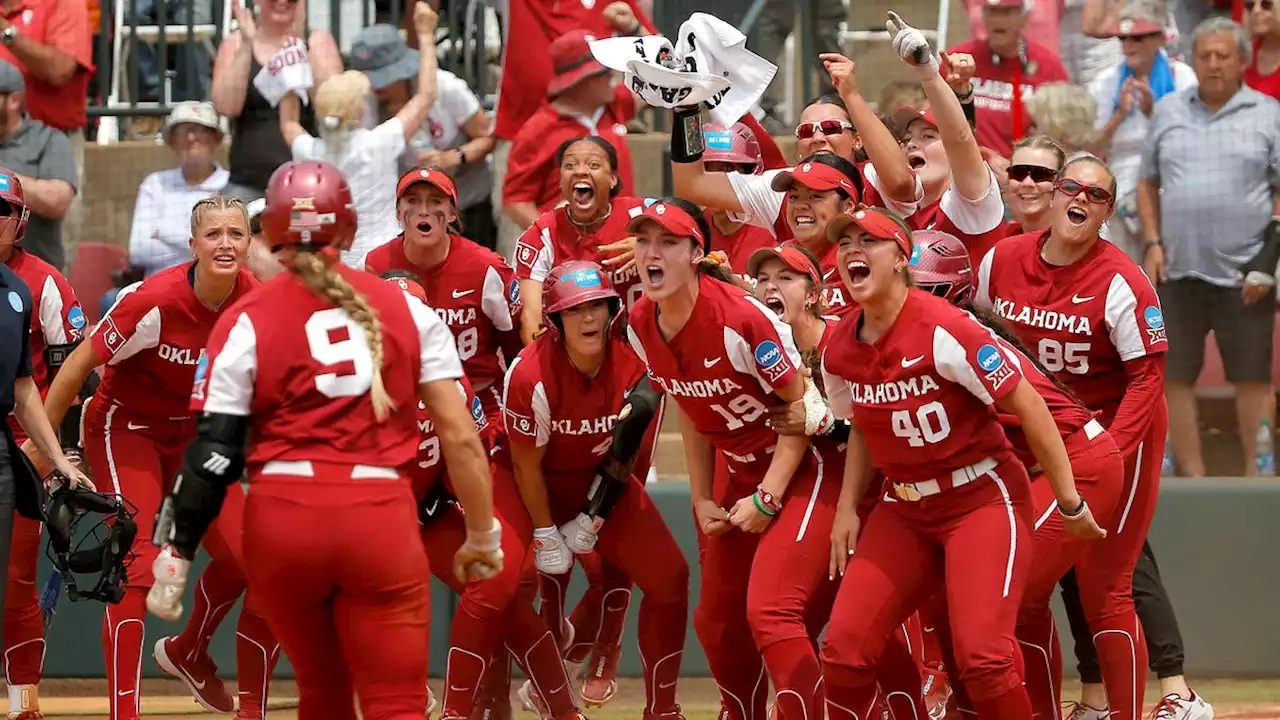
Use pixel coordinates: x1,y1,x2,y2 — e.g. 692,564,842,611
235,609,281,720
175,560,245,660
823,679,879,720
442,592,509,718
876,623,928,720
1016,608,1062,720
1092,615,1148,720
759,638,823,720
4,596,46,687
971,685,1033,719
104,588,148,720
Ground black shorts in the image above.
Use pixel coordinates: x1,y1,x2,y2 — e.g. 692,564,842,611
1158,277,1275,384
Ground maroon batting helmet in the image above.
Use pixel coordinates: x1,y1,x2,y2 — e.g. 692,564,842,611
0,168,30,242
260,160,357,252
541,260,622,339
908,230,974,306
703,121,762,174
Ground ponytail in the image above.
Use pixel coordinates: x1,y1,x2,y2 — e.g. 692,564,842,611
291,251,397,421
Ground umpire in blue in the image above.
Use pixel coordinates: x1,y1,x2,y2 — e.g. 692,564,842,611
0,261,92,648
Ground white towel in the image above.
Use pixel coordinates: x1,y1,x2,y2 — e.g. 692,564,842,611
253,37,314,108
589,12,775,126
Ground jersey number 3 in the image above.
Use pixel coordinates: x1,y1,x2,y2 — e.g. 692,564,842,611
305,308,375,398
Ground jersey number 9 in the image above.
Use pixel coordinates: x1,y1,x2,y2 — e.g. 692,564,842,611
305,308,375,398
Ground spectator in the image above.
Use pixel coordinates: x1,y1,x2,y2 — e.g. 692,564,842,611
877,80,927,112
1245,0,1280,97
128,0,214,103
755,0,844,131
0,62,75,273
0,0,91,271
1062,0,1122,86
1024,83,1099,151
501,29,638,233
1088,0,1198,261
1137,17,1280,477
349,24,499,250
949,0,1071,158
126,102,228,278
211,1,342,202
284,4,439,269
965,0,1064,54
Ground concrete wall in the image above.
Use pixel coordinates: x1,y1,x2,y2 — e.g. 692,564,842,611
34,478,1280,679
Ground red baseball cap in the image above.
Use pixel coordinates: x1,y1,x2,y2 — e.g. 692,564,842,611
1115,14,1164,37
396,167,458,205
770,160,860,197
547,30,610,97
746,244,822,287
826,206,914,258
891,107,938,138
624,201,705,246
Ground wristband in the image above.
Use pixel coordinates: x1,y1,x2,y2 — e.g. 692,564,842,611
457,148,468,165
751,493,777,517
671,105,705,163
756,486,782,513
1057,497,1088,519
466,518,503,552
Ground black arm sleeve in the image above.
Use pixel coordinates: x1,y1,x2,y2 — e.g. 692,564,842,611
962,97,977,131
154,413,249,559
670,105,705,164
1241,218,1280,277
582,375,664,519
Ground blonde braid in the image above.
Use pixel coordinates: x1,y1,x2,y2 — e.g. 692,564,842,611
291,251,397,421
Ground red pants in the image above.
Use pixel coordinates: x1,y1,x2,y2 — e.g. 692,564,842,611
495,464,688,718
83,398,258,720
244,467,431,720
4,515,44,687
821,456,1035,720
695,449,839,720
538,552,632,670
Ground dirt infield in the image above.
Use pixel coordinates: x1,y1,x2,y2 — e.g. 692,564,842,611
18,677,1280,719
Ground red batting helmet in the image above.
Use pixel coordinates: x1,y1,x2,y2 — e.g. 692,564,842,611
260,160,357,252
703,122,762,174
908,230,974,306
0,168,30,242
541,260,621,339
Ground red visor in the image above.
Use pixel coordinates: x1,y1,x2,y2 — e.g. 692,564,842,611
770,161,860,198
625,202,705,245
746,244,822,287
396,167,458,206
826,207,913,258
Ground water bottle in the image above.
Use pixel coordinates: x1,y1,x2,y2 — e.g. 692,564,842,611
1255,419,1275,476
1161,433,1175,476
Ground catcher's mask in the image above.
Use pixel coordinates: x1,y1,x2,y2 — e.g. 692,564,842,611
44,486,137,604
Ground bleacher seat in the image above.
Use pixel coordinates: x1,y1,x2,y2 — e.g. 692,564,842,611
69,243,128,325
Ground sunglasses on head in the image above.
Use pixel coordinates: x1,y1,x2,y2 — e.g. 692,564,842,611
1055,178,1113,204
795,120,854,140
1247,0,1274,10
1007,164,1059,184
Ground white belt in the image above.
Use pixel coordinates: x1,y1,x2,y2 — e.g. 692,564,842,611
723,444,776,468
891,456,999,502
1084,418,1104,440
261,460,399,479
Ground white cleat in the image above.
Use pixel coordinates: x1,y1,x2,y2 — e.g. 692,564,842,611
1151,691,1214,720
1062,702,1110,720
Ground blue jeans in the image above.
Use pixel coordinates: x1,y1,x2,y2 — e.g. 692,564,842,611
124,0,216,101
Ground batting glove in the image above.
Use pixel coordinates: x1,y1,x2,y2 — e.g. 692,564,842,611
147,546,189,621
886,11,939,77
532,526,572,574
560,513,604,555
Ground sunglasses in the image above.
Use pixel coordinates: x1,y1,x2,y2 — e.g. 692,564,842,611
795,120,854,140
1055,178,1113,204
1007,164,1059,184
1247,0,1274,10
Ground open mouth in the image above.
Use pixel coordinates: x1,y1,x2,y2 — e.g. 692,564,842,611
907,152,927,170
580,328,601,339
1016,191,1044,202
763,296,785,315
846,259,871,288
1066,207,1088,226
212,251,237,268
415,218,433,234
644,264,665,289
792,214,817,231
571,182,596,209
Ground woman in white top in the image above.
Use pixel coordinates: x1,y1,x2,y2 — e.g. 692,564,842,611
1085,0,1197,261
280,4,440,268
127,101,230,277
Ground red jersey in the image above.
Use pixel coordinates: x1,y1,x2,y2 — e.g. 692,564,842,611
904,167,1009,265
991,335,1093,470
502,86,637,213
706,211,780,280
627,274,802,470
410,376,489,499
91,264,257,423
5,248,84,393
1246,38,1280,101
975,231,1167,422
515,197,646,311
194,266,464,472
365,234,523,400
946,39,1071,158
501,332,647,499
493,0,655,141
820,289,1020,484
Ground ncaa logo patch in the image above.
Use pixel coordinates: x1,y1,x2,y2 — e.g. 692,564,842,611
471,395,485,422
0,174,10,193
1144,305,1166,344
7,290,21,313
976,343,1014,391
67,305,86,329
191,351,209,401
755,340,790,383
508,278,521,304
908,243,922,266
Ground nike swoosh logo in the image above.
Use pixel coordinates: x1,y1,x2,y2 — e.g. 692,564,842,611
703,357,722,368
452,289,474,298
425,500,439,515
191,677,206,690
901,355,924,368
126,422,149,430
449,685,471,692
1071,294,1095,304
659,681,676,689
